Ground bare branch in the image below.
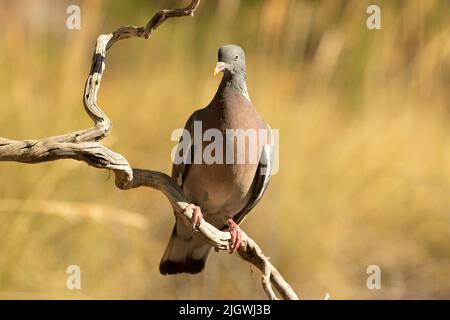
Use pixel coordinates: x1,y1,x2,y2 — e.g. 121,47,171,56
0,0,298,300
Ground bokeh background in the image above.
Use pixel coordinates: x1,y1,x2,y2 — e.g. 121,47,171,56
0,0,449,299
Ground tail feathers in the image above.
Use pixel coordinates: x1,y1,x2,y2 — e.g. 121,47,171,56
159,223,211,275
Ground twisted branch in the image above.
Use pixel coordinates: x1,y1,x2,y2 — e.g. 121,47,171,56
0,0,298,300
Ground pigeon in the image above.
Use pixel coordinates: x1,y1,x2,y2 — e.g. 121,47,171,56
160,44,273,275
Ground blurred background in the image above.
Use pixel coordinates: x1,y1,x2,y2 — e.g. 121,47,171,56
0,0,449,299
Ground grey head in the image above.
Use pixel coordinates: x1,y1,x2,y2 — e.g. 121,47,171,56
214,44,250,101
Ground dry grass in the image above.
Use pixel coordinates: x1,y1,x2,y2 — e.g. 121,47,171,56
0,0,449,299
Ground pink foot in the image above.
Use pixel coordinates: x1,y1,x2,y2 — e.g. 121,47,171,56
227,219,242,253
185,204,203,230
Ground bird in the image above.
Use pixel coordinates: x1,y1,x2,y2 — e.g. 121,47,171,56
159,44,273,275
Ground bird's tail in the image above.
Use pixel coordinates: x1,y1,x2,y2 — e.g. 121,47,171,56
159,220,211,275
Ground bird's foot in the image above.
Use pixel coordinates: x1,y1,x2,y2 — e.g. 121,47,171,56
226,219,242,253
185,204,203,230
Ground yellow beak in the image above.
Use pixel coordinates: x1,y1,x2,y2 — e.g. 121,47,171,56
214,62,227,76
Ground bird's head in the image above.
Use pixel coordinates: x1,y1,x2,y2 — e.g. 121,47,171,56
214,45,246,79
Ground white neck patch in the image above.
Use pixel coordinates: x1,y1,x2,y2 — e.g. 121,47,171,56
241,82,251,102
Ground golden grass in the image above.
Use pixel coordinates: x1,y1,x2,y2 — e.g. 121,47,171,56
0,0,449,299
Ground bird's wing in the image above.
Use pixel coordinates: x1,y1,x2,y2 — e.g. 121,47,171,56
232,128,275,225
171,110,199,187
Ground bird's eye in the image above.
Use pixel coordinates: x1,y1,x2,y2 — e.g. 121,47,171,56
234,55,239,60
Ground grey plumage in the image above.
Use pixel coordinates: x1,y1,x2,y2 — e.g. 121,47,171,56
160,45,273,275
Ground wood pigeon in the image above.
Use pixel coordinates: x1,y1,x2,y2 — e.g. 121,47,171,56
160,44,273,275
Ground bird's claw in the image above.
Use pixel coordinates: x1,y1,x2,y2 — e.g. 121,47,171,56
185,204,203,230
227,219,242,253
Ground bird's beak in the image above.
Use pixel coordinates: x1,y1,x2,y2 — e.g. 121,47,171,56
214,62,227,76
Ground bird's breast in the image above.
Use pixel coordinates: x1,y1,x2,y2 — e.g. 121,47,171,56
181,87,269,227
183,162,258,227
